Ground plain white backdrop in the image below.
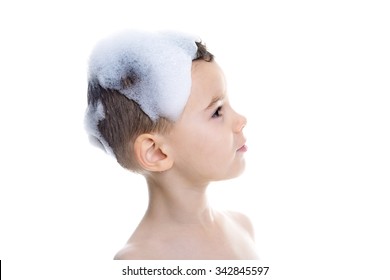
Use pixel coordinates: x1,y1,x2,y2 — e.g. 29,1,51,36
0,0,389,279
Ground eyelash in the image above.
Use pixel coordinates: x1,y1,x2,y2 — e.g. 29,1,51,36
212,106,223,118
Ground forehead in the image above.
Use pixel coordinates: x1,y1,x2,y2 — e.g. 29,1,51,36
185,60,227,110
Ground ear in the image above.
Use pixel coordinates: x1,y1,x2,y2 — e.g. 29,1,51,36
133,133,173,172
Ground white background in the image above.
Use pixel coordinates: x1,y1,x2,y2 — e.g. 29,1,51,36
0,0,389,279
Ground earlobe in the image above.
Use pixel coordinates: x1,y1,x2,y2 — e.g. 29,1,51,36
134,134,173,172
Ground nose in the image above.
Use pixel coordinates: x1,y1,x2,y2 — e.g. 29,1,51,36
234,111,247,133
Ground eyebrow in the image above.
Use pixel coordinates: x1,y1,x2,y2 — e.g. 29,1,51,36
205,95,224,110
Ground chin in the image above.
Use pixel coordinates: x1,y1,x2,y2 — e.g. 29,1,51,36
236,159,246,174
225,162,246,180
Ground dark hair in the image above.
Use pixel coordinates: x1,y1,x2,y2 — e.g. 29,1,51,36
87,41,214,171
195,41,214,62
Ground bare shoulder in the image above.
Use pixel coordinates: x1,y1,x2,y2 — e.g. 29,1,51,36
114,244,143,260
114,241,168,260
223,210,256,240
114,242,157,260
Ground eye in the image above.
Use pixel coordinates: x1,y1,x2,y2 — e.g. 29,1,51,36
212,106,223,118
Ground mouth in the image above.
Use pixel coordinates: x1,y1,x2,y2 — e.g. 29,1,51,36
237,143,248,153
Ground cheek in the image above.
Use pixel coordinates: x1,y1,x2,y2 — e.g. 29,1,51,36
170,122,233,163
196,131,234,164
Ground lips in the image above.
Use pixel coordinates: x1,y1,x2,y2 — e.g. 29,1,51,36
237,144,248,152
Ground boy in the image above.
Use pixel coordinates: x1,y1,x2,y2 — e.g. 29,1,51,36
85,30,258,259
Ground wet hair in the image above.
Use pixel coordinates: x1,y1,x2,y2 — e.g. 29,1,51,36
87,41,214,172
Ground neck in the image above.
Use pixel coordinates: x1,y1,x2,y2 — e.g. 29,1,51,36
144,175,215,226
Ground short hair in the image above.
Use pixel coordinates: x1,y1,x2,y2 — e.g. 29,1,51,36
87,41,214,172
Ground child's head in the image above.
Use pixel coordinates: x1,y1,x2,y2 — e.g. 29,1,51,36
85,30,214,172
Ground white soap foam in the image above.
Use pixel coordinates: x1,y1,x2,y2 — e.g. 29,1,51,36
85,30,199,155
88,30,199,120
84,99,114,156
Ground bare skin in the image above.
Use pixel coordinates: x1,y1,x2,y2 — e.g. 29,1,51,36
114,179,258,259
114,60,258,260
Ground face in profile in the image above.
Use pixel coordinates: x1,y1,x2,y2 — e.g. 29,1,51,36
164,60,247,184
